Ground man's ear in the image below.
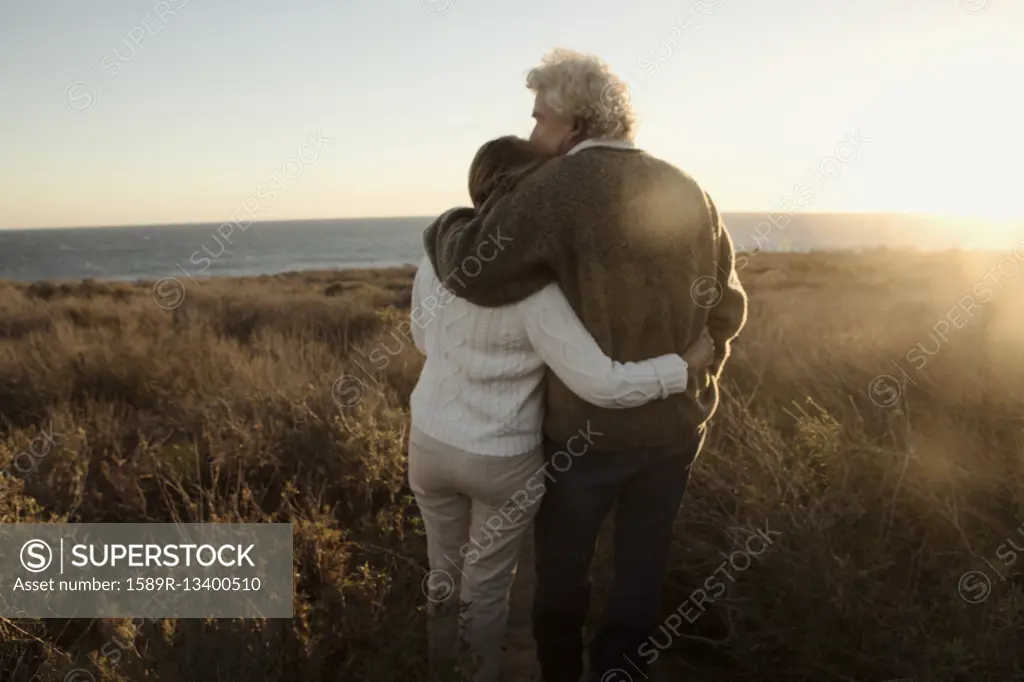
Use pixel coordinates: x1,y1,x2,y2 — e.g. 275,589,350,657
557,126,582,155
571,117,585,138
564,118,587,151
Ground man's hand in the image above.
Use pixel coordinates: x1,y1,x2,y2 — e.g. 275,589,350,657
681,328,716,373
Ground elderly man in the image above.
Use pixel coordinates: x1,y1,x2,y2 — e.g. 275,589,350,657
422,48,748,682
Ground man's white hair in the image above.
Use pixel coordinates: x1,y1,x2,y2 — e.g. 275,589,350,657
526,48,636,142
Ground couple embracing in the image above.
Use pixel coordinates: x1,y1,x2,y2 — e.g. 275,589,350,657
408,48,747,682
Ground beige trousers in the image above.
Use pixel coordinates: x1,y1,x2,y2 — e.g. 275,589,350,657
408,427,546,682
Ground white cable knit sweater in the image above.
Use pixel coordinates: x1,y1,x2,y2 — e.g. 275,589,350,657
409,258,690,456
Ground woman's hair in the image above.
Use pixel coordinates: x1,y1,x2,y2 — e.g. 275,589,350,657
526,47,636,143
468,136,549,210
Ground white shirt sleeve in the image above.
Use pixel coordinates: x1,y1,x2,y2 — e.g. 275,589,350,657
518,283,689,408
409,258,431,354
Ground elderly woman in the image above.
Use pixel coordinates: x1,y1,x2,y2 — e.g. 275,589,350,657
422,48,747,682
409,133,716,682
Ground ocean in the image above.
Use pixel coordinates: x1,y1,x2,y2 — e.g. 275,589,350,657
0,214,1019,283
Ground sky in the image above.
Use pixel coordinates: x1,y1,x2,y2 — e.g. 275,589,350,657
0,0,1022,229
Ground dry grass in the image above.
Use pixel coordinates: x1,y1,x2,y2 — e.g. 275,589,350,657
0,251,1022,681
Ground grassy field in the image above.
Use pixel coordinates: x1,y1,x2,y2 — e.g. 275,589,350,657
1,249,1023,681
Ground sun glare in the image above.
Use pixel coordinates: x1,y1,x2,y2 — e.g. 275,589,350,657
837,49,1024,230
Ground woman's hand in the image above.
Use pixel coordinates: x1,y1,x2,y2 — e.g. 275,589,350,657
681,328,715,374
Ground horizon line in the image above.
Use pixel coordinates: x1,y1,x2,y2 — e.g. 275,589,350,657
4,210,1019,231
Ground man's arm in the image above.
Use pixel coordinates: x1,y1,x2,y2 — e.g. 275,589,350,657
421,158,569,308
705,194,748,378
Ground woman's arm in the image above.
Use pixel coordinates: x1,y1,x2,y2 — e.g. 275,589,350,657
518,283,689,409
409,258,431,354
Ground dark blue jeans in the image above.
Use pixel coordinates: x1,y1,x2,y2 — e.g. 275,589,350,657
531,428,705,682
